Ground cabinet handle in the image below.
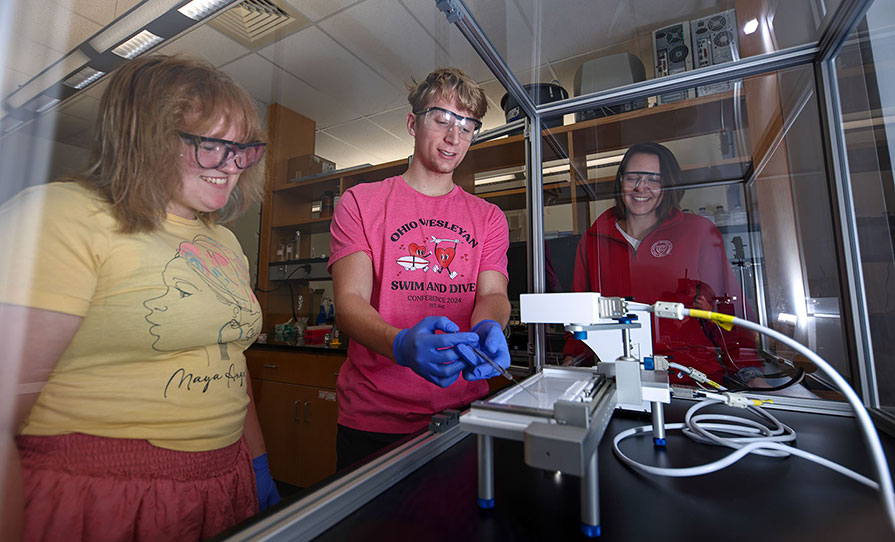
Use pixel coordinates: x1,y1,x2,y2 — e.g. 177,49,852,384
303,401,311,423
292,400,300,422
333,372,339,377
263,364,278,369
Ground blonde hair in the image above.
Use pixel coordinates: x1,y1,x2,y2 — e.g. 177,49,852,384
78,54,265,233
407,67,488,119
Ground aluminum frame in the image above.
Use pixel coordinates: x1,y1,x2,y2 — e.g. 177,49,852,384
444,0,884,409
219,427,468,541
217,2,888,539
812,0,880,406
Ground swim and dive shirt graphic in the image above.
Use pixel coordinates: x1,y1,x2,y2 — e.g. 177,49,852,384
388,217,480,309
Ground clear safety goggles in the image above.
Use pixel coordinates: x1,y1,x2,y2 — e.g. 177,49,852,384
621,171,663,190
413,106,483,141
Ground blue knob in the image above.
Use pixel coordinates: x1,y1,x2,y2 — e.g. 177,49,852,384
580,523,601,537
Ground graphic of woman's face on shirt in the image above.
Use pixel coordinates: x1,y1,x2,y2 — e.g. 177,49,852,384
144,236,260,351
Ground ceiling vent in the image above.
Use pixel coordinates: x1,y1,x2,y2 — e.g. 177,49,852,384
209,0,310,50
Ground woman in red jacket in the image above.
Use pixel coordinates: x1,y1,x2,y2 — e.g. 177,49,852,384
563,142,763,387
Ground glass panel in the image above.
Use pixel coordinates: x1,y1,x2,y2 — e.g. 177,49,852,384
834,1,895,409
0,0,532,513
463,0,843,112
537,61,849,400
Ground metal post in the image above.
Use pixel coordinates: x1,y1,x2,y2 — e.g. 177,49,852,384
814,58,879,405
477,434,495,509
579,450,600,537
621,326,632,360
651,401,667,446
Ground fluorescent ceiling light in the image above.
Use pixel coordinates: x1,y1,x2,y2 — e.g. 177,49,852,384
6,50,90,110
34,97,61,113
743,18,759,35
2,118,25,133
586,152,626,168
111,29,164,59
179,0,235,20
23,95,61,113
90,0,183,52
543,165,569,175
64,67,106,89
475,173,518,186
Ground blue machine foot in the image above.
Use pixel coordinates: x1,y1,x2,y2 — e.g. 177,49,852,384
580,523,601,537
477,498,495,509
653,437,667,447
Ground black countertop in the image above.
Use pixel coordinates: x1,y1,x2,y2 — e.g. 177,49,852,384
248,341,347,355
311,401,895,541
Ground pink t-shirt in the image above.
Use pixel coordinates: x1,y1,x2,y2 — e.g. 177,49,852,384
328,176,509,433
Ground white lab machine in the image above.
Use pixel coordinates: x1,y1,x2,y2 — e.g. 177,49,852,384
459,292,672,537
459,292,895,538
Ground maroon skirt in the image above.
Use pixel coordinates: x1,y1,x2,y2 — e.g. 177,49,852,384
17,433,258,542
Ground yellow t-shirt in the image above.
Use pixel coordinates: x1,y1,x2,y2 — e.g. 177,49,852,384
0,182,262,451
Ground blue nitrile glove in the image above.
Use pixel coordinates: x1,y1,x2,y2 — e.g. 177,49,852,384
393,316,479,388
252,453,280,511
457,319,510,381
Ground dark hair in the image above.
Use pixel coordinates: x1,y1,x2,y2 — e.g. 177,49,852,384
613,142,683,221
407,67,488,119
77,54,265,233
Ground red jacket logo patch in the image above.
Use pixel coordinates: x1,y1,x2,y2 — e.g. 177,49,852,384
650,240,673,258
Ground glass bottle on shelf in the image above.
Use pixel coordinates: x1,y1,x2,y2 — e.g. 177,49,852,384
321,191,334,217
697,207,715,224
276,239,286,261
730,204,748,226
285,240,294,260
713,205,730,227
294,230,302,259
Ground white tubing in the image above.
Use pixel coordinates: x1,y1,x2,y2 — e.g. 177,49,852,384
619,300,895,531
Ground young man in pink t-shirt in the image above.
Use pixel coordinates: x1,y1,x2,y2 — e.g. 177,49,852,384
328,68,511,469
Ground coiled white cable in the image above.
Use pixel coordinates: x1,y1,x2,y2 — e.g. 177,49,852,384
619,301,895,531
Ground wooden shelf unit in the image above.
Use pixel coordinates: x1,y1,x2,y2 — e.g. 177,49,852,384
258,91,752,332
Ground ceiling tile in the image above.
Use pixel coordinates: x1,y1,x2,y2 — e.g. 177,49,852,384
57,92,100,122
284,0,360,22
221,53,360,129
320,0,445,85
478,80,514,128
51,111,93,146
158,24,250,67
258,26,401,116
115,0,142,18
417,0,535,76
323,117,411,162
4,34,65,78
367,106,414,146
314,131,384,170
1,67,30,103
16,0,101,54
57,0,117,26
398,0,497,83
533,1,638,64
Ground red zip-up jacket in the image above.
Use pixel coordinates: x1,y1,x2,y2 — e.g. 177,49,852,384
564,206,761,384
